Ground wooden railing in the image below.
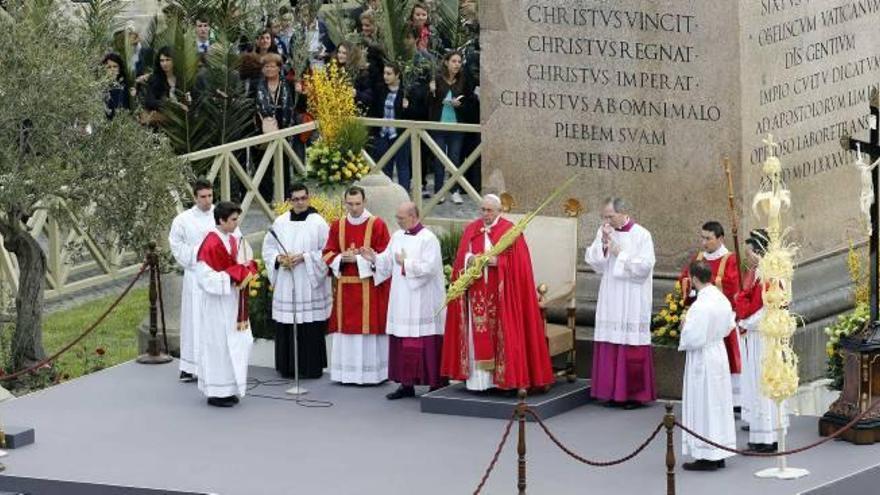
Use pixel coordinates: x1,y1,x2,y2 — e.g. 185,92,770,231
0,118,482,307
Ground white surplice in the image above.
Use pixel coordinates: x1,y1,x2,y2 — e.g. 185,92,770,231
372,227,446,338
195,229,253,398
739,308,788,444
584,223,655,346
262,212,332,324
168,205,215,374
679,285,737,461
327,210,389,384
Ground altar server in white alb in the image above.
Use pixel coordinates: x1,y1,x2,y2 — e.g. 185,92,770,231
262,183,332,379
585,197,656,409
362,202,446,400
678,260,737,471
195,202,258,408
168,179,216,383
734,229,787,453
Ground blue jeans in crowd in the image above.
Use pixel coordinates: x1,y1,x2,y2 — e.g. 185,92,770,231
430,130,464,194
376,134,412,194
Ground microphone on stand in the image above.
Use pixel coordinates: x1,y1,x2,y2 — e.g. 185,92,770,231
268,228,307,396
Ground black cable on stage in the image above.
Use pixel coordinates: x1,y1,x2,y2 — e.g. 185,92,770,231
246,376,334,408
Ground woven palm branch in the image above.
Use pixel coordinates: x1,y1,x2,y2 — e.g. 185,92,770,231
441,174,580,310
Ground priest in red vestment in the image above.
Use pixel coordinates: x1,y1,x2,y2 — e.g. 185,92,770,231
322,186,391,384
440,195,554,392
677,221,742,376
195,201,258,408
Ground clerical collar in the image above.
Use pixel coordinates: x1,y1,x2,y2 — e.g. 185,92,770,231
703,244,729,261
481,216,501,233
290,206,317,222
405,223,424,235
347,209,372,226
616,218,635,232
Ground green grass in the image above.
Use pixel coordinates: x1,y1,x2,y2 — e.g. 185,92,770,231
42,286,149,380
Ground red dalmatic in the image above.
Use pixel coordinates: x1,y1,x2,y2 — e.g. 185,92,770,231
322,216,390,335
440,217,555,390
197,231,258,329
678,251,742,373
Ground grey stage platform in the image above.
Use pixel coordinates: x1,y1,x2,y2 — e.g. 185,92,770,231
420,378,591,420
1,362,880,495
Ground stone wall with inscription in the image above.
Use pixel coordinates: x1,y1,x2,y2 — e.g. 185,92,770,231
481,0,877,271
739,0,876,258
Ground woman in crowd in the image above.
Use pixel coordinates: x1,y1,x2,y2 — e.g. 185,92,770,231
102,52,131,120
334,41,373,109
254,53,294,198
427,50,474,204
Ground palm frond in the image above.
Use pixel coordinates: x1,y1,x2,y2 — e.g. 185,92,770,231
375,0,414,63
76,0,126,51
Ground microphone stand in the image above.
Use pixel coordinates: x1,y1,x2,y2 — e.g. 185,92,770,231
268,229,307,396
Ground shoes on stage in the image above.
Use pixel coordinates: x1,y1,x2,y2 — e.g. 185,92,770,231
603,400,622,408
386,385,416,400
746,442,777,453
207,396,235,408
741,424,750,432
682,459,725,471
622,401,646,410
230,395,240,404
179,371,196,383
451,191,463,204
421,190,431,199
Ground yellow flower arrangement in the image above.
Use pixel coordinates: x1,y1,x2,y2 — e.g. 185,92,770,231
651,279,686,346
307,61,358,143
272,192,345,226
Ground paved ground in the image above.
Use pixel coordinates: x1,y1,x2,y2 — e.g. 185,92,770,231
0,361,878,495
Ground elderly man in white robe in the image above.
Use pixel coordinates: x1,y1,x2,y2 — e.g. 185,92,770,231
168,179,216,382
678,260,737,471
195,202,258,407
362,202,446,399
585,197,656,409
262,183,332,379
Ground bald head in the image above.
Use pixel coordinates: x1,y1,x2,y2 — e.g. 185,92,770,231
395,201,420,230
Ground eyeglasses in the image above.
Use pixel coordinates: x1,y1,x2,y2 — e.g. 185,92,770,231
291,196,308,202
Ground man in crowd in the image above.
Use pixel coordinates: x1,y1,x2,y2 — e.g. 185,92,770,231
168,179,216,383
585,197,656,409
322,186,391,384
362,202,446,399
678,260,737,471
195,16,211,54
677,221,742,406
195,202,258,407
262,183,331,379
440,194,554,392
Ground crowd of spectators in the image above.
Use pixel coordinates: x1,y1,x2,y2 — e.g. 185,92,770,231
101,0,482,204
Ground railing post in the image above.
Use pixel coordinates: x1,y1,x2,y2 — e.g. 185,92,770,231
664,402,676,495
137,242,172,365
517,389,528,494
220,152,231,201
411,127,423,208
274,137,285,204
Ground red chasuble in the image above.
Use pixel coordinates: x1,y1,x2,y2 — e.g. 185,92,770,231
322,215,390,335
678,251,742,373
440,217,555,390
197,231,258,329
